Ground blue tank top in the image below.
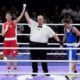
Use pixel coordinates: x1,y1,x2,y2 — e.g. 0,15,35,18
65,26,77,43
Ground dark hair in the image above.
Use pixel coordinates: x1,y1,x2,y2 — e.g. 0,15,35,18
6,11,11,15
64,19,70,24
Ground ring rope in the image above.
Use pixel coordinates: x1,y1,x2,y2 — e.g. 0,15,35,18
0,60,80,62
0,47,79,50
0,72,79,75
0,23,80,26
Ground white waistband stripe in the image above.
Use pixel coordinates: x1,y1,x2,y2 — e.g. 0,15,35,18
5,37,17,41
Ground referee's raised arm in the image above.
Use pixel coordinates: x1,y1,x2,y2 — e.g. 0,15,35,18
25,11,31,24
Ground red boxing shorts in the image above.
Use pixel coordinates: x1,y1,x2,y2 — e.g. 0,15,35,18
3,40,18,57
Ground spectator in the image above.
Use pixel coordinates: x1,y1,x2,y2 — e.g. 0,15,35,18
0,15,2,23
0,15,2,34
61,13,73,23
31,11,37,21
10,6,19,19
42,13,50,23
0,6,6,22
17,17,26,33
51,5,61,23
51,5,61,33
17,28,21,34
61,4,73,18
17,25,24,34
72,6,80,23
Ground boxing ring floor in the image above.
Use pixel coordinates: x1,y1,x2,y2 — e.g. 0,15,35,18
0,53,80,80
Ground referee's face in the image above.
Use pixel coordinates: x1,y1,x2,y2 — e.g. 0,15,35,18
37,15,44,25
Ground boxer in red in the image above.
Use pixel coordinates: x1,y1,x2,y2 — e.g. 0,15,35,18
2,4,26,73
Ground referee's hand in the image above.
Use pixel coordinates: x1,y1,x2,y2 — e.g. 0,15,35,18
59,41,64,47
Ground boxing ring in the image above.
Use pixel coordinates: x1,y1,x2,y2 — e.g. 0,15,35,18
0,23,80,80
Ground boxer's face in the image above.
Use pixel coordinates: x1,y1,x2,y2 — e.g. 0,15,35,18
37,15,44,25
64,23,70,28
6,13,12,21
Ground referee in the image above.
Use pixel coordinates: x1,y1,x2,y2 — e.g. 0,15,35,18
25,11,62,76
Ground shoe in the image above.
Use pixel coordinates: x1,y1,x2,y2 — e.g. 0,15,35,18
45,74,50,76
32,74,37,76
65,74,78,80
32,71,37,76
6,67,11,76
65,75,69,80
7,67,11,73
44,72,50,76
74,70,77,73
14,67,17,72
14,67,17,76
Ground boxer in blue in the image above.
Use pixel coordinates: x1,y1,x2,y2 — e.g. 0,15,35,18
62,19,80,79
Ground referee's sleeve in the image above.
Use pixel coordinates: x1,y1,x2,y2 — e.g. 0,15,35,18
28,19,38,28
47,27,56,38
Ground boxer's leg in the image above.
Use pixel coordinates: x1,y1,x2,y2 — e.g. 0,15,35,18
72,49,77,73
3,41,11,72
11,40,18,72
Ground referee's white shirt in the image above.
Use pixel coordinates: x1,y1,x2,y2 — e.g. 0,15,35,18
29,19,56,43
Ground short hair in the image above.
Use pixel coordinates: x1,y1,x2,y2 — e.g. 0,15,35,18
64,19,71,24
6,11,11,15
37,15,44,19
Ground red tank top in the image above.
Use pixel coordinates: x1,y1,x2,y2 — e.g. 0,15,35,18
3,21,16,38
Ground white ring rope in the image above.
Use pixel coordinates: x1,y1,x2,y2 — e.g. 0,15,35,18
0,42,79,45
0,60,80,62
0,23,80,26
0,43,79,46
0,60,69,62
12,23,80,26
0,34,64,36
0,47,79,50
0,52,80,55
0,72,79,75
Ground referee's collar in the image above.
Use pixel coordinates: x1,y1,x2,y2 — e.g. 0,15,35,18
38,24,45,28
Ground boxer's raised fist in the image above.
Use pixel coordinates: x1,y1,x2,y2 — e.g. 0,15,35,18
23,4,26,9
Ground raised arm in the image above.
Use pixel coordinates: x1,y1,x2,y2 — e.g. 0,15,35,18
25,11,31,24
14,4,26,23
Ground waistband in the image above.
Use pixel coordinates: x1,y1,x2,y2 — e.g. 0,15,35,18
5,37,17,41
66,43,77,47
30,41,47,44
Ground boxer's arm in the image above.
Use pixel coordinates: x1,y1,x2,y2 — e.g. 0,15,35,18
73,27,80,36
62,35,66,43
73,27,80,47
14,4,26,23
2,24,8,37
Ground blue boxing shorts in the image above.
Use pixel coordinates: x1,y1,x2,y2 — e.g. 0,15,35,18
67,46,77,60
